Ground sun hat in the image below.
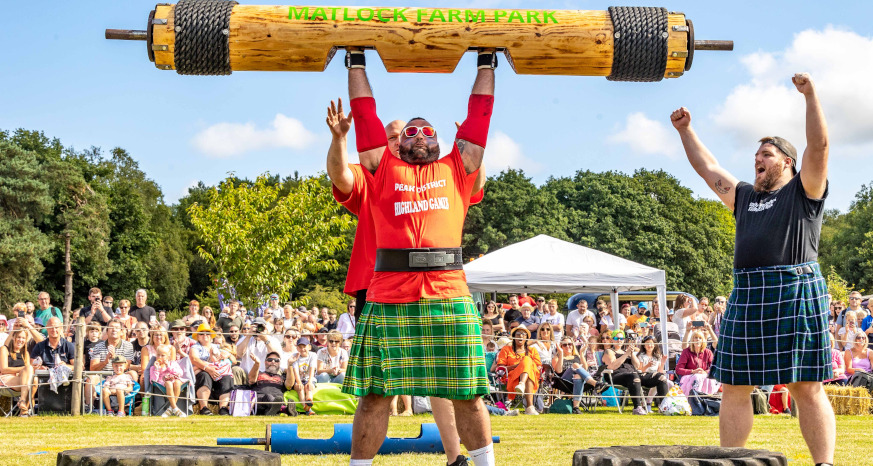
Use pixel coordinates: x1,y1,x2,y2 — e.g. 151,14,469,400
194,323,215,338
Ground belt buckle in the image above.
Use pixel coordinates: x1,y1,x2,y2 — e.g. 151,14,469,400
795,265,812,275
409,251,454,268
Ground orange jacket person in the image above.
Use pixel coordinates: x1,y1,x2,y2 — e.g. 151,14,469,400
496,326,542,415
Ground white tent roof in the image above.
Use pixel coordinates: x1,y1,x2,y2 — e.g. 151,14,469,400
464,234,666,293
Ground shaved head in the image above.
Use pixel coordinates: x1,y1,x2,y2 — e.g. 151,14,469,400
385,120,405,157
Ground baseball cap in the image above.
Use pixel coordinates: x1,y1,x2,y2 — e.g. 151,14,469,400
296,337,311,346
638,302,648,309
111,355,128,364
759,136,798,174
170,319,186,329
33,317,45,327
270,294,279,299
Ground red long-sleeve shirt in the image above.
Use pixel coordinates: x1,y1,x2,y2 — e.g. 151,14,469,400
675,347,713,376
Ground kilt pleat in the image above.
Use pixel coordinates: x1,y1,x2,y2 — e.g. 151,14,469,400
711,261,833,386
341,296,489,399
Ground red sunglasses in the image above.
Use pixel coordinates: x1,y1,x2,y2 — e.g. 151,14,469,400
402,126,436,138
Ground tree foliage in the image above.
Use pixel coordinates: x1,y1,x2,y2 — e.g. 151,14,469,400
187,173,353,309
820,184,873,293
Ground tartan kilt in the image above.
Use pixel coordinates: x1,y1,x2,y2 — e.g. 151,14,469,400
712,261,832,386
341,296,489,400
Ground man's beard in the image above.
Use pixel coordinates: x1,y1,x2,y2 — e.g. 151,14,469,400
753,163,783,193
265,366,280,375
399,142,440,164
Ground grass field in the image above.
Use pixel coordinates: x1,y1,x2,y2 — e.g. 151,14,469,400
7,410,872,465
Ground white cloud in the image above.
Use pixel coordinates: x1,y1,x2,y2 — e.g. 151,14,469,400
712,27,873,151
486,131,542,173
192,114,317,158
607,112,681,159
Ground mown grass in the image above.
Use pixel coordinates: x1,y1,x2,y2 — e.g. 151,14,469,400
6,410,871,465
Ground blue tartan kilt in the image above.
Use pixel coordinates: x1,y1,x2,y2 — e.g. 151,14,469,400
711,261,833,386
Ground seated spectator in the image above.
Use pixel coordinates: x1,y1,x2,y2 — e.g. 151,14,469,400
582,335,599,369
143,327,175,369
768,384,791,415
845,332,873,377
676,329,720,396
324,309,338,331
301,314,323,336
315,330,348,384
582,316,599,338
116,299,136,331
838,311,861,351
101,355,134,416
0,329,34,416
34,292,63,337
542,300,565,342
551,336,605,414
313,328,329,350
278,328,300,371
190,323,233,415
627,302,648,328
633,336,670,410
30,317,75,370
482,301,504,335
182,300,202,327
825,335,848,385
601,331,647,415
514,303,541,333
169,320,193,359
292,337,318,415
247,350,296,416
149,344,187,417
681,320,718,351
532,324,557,374
90,320,136,392
496,326,542,415
11,303,44,349
336,301,356,340
235,318,281,385
0,315,7,346
341,338,352,354
129,321,152,383
598,306,627,333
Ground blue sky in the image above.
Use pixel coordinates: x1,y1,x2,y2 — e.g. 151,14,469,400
2,1,872,212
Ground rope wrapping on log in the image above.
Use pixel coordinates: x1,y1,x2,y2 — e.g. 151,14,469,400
607,6,669,82
174,0,238,75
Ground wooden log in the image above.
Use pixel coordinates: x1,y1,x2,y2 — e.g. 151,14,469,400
144,4,701,78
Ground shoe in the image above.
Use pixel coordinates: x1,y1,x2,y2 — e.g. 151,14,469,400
514,383,525,395
218,407,231,416
305,408,316,416
200,407,213,415
572,407,583,415
524,406,539,415
632,406,648,415
104,410,116,416
782,408,791,415
594,381,609,393
447,454,469,466
161,411,170,418
177,408,188,418
116,411,126,417
505,409,520,416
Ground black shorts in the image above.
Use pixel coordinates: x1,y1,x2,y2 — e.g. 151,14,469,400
195,372,233,400
355,289,367,321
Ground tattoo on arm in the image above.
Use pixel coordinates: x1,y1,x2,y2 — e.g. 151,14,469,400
455,140,467,154
714,179,731,195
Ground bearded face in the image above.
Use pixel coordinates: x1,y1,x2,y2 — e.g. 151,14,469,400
753,156,787,193
753,143,792,193
398,119,440,164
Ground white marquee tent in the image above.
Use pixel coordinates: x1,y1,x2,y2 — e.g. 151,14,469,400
464,234,670,354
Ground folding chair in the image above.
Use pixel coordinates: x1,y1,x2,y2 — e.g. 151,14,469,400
0,387,23,417
94,380,140,415
143,356,195,416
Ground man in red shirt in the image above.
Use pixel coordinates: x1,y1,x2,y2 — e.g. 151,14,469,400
327,101,485,466
327,47,496,466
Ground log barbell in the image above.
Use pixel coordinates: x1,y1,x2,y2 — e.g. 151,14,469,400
106,0,732,80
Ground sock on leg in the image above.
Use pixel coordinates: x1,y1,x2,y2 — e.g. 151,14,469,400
468,443,495,466
349,459,373,466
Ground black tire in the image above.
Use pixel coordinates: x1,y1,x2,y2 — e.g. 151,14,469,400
57,446,281,466
572,445,787,466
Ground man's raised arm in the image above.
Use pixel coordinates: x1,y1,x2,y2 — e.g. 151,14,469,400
325,98,354,194
347,49,386,173
794,73,828,199
671,107,740,211
456,50,496,175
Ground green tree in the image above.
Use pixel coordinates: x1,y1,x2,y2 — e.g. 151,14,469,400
463,169,570,258
0,141,53,310
188,173,353,308
819,184,873,292
299,283,351,313
825,265,853,304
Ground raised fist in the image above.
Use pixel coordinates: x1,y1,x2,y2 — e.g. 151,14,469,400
670,107,691,130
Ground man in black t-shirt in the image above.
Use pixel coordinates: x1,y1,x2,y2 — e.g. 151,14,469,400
129,289,157,326
671,72,834,466
247,351,296,416
79,287,113,327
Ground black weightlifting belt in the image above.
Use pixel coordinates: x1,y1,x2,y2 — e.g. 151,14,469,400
375,248,463,272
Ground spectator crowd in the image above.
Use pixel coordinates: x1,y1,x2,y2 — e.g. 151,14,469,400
1,288,870,418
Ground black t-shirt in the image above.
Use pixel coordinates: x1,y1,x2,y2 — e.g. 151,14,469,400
503,308,521,327
83,340,100,370
132,339,147,366
81,304,113,326
130,305,157,326
733,176,827,269
254,371,286,391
